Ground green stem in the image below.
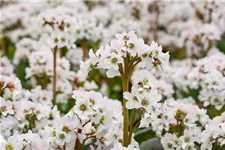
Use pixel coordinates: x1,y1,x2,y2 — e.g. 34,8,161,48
74,128,82,150
122,74,130,147
129,109,136,142
52,46,57,105
120,53,131,147
120,56,141,147
119,54,141,147
81,40,88,61
79,136,96,150
0,38,6,55
132,119,141,130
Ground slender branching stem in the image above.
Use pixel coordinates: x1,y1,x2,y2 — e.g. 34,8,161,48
129,109,136,142
119,54,141,147
122,74,130,147
52,46,57,105
78,136,97,150
81,40,88,61
74,129,82,150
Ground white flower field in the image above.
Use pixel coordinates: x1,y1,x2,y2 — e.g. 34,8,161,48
0,1,225,150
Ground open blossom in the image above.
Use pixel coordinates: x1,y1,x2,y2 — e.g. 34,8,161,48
110,141,139,150
1,135,23,150
0,97,14,116
102,18,143,45
0,55,14,76
131,69,174,97
0,98,14,116
13,38,39,65
66,48,83,67
123,80,162,113
201,112,225,150
123,85,142,109
140,41,169,71
0,75,22,101
30,86,53,106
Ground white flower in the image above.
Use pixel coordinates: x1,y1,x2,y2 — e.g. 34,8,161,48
124,83,162,113
31,86,52,106
0,56,14,76
0,98,14,116
201,112,225,150
124,85,142,109
110,141,139,150
66,48,83,66
161,133,180,150
140,89,162,113
106,68,120,78
34,104,51,120
0,75,22,101
55,131,71,146
83,81,98,91
3,135,23,150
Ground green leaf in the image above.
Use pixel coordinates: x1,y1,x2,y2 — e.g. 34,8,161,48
7,44,16,60
217,34,225,54
15,60,31,89
134,128,156,144
140,138,163,150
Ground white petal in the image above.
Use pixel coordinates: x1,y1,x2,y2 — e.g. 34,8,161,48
106,68,120,78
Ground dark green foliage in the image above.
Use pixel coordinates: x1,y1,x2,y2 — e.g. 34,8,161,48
217,34,225,54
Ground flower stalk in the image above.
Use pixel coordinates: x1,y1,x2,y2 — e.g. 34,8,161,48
52,46,57,105
81,40,88,61
119,54,140,147
129,109,136,142
121,73,130,147
74,128,82,150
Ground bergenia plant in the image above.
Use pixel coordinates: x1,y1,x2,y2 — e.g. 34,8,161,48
78,30,169,147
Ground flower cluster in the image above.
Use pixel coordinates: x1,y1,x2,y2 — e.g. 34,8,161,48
165,52,225,110
79,30,169,79
0,75,60,138
140,99,209,150
13,38,39,65
25,50,74,83
70,91,124,149
181,24,221,58
123,77,162,113
131,69,174,98
201,112,225,150
1,131,49,150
